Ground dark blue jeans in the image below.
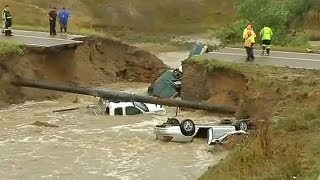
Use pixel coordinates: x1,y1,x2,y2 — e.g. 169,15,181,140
59,20,68,33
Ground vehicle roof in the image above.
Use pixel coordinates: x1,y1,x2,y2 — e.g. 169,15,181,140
108,101,162,108
108,102,134,108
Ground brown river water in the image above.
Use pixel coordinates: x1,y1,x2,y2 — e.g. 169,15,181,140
0,83,227,180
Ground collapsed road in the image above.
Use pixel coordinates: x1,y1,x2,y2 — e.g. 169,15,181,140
12,79,236,114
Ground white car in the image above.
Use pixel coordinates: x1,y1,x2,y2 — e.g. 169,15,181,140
154,118,249,145
90,98,165,116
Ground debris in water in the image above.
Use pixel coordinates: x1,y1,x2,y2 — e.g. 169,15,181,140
52,107,79,113
73,96,79,103
30,121,59,128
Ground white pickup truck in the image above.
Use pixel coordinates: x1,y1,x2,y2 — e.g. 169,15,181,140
88,98,165,116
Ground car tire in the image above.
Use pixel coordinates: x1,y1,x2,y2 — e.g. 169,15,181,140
180,119,196,136
235,120,249,132
166,118,180,125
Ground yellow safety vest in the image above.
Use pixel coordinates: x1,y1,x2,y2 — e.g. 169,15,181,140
244,30,256,47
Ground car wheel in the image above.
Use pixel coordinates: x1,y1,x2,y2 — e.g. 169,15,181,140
235,121,249,132
180,119,196,136
166,118,180,125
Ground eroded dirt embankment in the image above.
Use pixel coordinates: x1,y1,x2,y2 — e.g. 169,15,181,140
181,58,320,122
183,60,320,180
181,60,285,120
0,38,167,107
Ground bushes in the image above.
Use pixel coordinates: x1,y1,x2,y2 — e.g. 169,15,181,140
214,0,318,46
0,41,24,58
212,20,247,45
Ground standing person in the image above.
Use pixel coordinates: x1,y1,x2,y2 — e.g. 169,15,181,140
58,7,71,35
243,23,253,41
48,7,57,36
260,26,273,56
244,28,256,61
2,5,12,36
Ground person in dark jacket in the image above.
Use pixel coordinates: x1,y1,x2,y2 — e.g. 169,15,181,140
2,5,12,36
48,7,57,35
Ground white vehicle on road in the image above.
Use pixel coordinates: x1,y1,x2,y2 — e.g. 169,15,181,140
154,118,250,145
89,98,165,116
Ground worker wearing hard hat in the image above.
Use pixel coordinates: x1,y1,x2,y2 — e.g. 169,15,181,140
244,27,256,61
260,26,273,56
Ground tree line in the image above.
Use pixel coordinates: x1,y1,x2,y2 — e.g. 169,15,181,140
216,0,320,45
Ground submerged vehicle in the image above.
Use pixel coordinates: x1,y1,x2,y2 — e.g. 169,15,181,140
147,68,183,98
188,43,211,58
88,98,165,116
154,118,250,144
148,43,212,99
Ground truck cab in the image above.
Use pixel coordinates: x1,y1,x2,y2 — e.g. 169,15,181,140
97,98,165,116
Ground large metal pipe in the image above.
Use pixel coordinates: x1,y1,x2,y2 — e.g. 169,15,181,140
12,79,236,114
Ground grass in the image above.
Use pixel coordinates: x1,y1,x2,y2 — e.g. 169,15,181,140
2,0,236,34
201,109,320,179
0,41,24,58
192,59,320,179
4,0,319,55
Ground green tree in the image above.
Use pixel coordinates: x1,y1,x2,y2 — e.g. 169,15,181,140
234,0,289,34
215,0,319,45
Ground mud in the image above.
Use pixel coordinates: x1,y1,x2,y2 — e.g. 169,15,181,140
180,59,320,122
0,37,167,107
181,60,248,118
0,83,227,180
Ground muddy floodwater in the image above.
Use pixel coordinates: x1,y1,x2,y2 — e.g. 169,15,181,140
0,83,227,180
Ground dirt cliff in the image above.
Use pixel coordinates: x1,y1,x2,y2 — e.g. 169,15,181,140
181,58,320,121
181,60,252,118
0,38,167,107
189,59,320,180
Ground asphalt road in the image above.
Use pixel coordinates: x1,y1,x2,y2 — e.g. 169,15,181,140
0,29,84,48
157,47,320,70
204,47,320,69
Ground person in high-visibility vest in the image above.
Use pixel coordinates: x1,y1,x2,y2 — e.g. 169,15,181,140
244,28,256,61
2,5,12,36
260,26,273,55
243,24,253,41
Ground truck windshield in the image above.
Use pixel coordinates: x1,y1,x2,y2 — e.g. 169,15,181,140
133,102,149,112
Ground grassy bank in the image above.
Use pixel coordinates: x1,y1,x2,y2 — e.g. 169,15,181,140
0,41,24,57
3,0,235,34
194,59,320,179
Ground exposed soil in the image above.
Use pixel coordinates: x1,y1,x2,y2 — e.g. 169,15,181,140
181,59,320,127
181,60,250,118
0,37,167,107
181,60,283,121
